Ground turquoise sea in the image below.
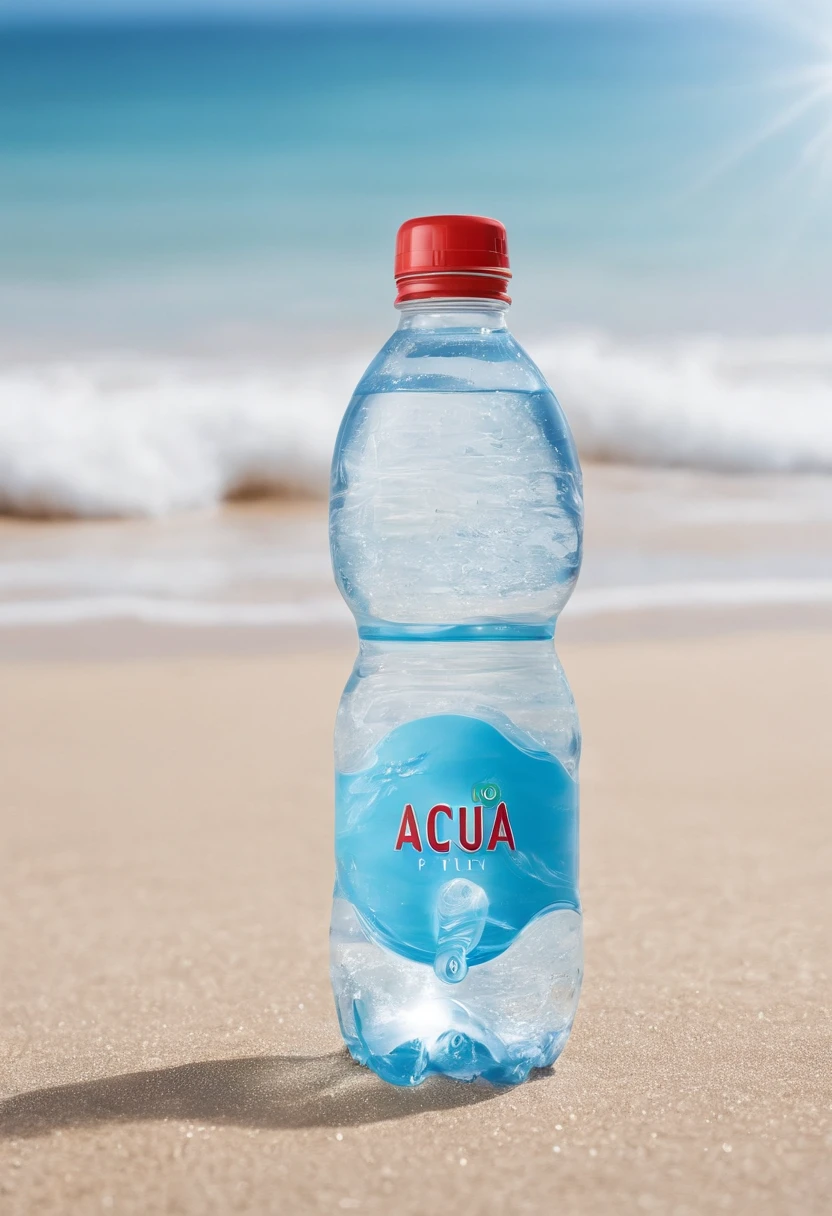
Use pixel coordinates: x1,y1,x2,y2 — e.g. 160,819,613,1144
0,7,831,516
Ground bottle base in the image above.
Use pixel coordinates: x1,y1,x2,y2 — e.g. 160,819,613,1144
341,1014,572,1088
331,899,582,1088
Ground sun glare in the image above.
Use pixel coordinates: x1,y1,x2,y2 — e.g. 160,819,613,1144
692,5,832,194
797,59,832,177
764,4,832,180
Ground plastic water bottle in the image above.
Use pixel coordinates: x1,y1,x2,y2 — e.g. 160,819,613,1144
329,215,583,1087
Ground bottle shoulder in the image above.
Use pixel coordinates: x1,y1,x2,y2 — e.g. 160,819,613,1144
333,324,582,489
352,325,551,398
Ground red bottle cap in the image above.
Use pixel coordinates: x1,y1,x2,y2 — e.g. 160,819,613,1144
394,214,512,305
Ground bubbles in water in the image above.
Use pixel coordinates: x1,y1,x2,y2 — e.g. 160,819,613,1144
331,387,582,624
433,878,489,984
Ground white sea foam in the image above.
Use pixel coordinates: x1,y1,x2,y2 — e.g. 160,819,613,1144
535,332,832,475
0,332,830,518
0,355,357,518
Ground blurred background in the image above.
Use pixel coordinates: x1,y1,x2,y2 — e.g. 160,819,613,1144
0,0,830,639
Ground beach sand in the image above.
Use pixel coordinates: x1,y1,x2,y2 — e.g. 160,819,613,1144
0,627,829,1214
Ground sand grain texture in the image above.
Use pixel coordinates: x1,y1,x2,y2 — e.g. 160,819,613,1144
0,634,830,1214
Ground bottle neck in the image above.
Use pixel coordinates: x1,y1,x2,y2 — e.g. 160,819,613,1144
396,297,509,333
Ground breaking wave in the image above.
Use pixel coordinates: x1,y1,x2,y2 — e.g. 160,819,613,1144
0,331,830,518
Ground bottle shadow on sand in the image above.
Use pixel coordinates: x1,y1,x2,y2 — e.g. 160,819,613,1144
0,1050,529,1139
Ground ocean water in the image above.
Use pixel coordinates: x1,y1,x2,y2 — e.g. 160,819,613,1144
1,10,831,516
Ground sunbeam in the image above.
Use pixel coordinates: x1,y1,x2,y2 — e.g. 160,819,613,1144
690,4,832,194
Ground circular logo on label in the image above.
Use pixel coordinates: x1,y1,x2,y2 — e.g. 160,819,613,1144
472,781,501,807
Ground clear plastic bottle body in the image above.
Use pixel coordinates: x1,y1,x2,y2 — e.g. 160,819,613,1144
329,301,583,1086
330,301,582,632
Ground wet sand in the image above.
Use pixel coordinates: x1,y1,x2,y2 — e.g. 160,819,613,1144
0,630,829,1214
1,464,831,664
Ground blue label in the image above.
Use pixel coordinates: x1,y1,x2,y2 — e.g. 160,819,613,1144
335,714,578,978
